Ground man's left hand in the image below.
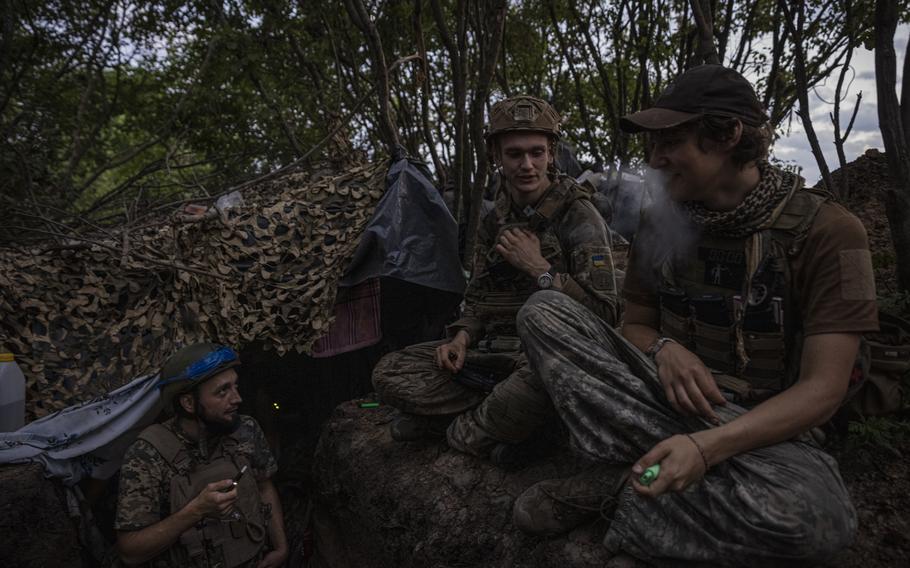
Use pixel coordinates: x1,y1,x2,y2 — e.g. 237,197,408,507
257,547,288,568
495,228,550,277
630,434,708,497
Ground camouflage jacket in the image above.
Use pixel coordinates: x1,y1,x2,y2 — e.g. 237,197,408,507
448,174,619,343
114,415,277,568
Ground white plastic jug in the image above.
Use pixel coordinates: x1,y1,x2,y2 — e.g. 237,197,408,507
0,353,25,432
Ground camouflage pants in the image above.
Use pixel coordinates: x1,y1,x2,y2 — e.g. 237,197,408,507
516,290,856,567
372,340,554,456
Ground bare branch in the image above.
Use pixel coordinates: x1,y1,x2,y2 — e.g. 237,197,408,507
690,0,720,65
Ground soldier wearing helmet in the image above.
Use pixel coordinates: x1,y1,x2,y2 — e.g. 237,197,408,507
372,95,620,465
114,343,288,568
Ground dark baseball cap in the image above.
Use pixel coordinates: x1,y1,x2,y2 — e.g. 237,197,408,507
620,64,768,133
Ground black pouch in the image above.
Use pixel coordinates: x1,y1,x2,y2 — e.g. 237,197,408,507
659,286,693,349
691,293,735,373
452,352,517,393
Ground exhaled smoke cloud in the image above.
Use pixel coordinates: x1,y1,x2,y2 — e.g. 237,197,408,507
631,167,700,288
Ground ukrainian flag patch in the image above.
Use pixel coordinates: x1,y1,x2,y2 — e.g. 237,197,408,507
592,254,606,267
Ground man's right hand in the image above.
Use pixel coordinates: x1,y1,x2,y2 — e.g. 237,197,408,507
654,342,726,423
189,480,238,519
435,331,470,373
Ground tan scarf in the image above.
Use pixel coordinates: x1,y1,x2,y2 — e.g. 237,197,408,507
684,161,799,238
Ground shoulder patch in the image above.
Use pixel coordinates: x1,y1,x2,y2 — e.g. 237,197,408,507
840,249,876,301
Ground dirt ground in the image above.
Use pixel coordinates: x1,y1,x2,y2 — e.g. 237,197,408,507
829,432,910,567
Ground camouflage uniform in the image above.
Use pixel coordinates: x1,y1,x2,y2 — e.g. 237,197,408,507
373,175,619,456
115,415,277,568
517,290,855,567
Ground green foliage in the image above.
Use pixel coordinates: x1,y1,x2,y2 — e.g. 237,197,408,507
847,415,910,457
0,0,881,240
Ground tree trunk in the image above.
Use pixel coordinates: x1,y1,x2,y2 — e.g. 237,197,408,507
874,0,910,292
462,0,507,269
690,0,720,65
781,0,835,192
343,0,401,156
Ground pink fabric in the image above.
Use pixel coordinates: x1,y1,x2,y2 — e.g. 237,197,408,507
312,278,382,358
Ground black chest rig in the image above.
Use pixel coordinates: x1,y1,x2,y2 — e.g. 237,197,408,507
656,187,828,403
138,424,268,568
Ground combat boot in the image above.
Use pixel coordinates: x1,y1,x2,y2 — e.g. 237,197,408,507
512,463,629,536
389,413,449,442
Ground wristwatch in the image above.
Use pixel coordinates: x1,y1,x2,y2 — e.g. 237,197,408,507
647,336,677,360
536,271,555,289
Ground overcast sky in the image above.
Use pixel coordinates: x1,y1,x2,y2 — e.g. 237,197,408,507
773,25,908,185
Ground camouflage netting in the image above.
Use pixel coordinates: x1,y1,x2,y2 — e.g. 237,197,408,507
0,160,389,419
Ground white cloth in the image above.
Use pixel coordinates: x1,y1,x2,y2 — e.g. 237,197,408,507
0,372,163,485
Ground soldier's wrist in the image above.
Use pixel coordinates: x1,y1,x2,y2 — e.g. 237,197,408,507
528,261,552,278
647,336,677,361
452,330,471,347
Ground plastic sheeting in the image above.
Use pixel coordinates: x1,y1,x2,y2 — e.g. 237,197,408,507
0,373,162,485
580,169,646,241
340,158,466,295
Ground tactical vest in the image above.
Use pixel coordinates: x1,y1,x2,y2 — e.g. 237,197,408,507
473,175,593,338
656,186,828,403
138,424,269,568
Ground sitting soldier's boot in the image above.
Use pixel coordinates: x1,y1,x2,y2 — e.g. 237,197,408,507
389,413,449,442
512,463,630,537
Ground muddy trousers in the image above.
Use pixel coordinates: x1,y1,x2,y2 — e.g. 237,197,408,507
371,340,554,456
517,291,856,568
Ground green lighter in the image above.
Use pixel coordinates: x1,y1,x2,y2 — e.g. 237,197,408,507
638,463,661,486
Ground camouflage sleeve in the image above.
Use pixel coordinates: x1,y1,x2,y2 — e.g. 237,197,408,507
556,199,620,326
237,415,278,481
445,217,496,343
114,438,169,531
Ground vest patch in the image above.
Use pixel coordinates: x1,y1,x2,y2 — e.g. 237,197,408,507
698,247,745,289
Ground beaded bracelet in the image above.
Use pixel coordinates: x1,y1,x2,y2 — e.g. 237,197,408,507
685,433,710,472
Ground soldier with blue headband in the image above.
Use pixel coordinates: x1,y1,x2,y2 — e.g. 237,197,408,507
114,343,288,568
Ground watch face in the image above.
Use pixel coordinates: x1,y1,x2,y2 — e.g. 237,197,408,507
537,272,553,289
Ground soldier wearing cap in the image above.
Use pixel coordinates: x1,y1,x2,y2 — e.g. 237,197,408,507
115,343,288,568
372,95,619,463
511,65,877,565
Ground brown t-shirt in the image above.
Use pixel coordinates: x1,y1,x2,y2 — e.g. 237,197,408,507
623,200,879,336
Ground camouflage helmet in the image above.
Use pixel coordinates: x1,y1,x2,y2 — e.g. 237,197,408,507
157,342,240,406
485,95,562,143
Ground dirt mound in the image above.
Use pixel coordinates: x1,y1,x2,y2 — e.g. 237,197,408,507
0,463,81,567
833,149,898,294
312,400,613,568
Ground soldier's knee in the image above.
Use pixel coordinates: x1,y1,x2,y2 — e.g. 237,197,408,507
371,353,396,391
767,487,856,561
798,498,856,560
517,290,569,334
